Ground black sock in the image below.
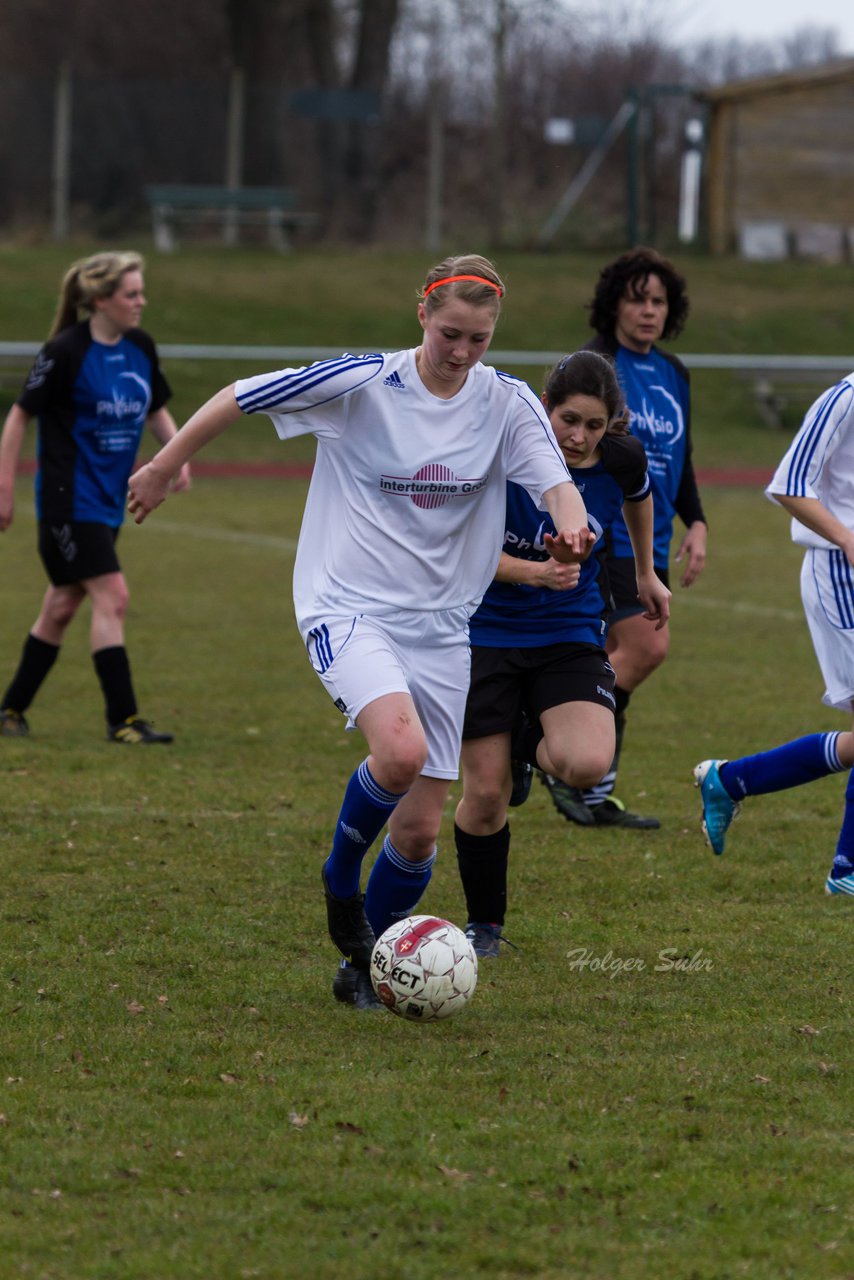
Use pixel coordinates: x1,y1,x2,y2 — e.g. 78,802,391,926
93,646,137,725
454,822,510,926
612,688,630,775
2,634,60,712
584,687,631,806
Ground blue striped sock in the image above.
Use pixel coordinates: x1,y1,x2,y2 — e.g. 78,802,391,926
720,733,844,799
364,836,436,939
324,761,407,899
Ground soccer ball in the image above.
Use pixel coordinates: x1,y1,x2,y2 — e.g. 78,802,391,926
370,915,478,1021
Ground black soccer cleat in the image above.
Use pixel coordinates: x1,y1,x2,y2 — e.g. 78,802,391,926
509,759,533,808
0,709,30,738
321,864,376,970
589,798,660,830
540,773,595,825
464,921,519,960
108,716,174,744
332,962,384,1010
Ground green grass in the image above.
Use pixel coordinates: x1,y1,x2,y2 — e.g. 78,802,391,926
2,476,852,1279
2,247,854,1277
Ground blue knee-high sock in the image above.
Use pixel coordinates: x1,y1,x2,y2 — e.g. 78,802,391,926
324,761,407,899
720,733,845,799
831,769,854,877
364,836,436,939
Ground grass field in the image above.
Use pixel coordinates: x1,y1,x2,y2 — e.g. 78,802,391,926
1,246,853,1278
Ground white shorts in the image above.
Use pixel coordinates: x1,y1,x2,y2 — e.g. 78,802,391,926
302,608,471,780
801,548,854,712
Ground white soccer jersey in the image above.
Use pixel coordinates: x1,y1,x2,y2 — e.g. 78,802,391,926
766,375,854,548
235,349,573,633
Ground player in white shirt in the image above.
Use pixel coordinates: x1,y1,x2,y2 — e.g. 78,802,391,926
694,373,854,897
127,254,594,1007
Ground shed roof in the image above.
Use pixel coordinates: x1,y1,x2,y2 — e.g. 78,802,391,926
700,57,854,103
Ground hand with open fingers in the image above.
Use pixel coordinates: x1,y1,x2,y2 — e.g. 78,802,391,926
543,526,596,564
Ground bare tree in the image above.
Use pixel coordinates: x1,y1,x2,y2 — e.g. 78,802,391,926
342,0,401,240
684,26,843,85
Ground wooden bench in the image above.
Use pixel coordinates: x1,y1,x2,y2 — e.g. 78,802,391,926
144,184,319,252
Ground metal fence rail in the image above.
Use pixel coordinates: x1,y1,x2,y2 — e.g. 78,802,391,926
1,340,853,372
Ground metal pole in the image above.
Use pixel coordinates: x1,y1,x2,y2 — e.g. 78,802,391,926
626,89,639,246
539,98,638,249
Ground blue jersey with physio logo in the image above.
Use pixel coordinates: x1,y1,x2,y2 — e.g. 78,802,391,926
469,433,650,647
18,321,171,527
584,334,704,569
608,344,689,565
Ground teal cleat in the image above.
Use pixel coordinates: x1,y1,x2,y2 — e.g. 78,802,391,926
693,759,740,855
825,868,854,897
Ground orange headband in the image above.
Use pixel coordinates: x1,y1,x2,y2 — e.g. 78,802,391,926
423,274,503,299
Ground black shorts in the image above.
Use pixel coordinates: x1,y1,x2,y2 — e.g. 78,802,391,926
38,521,121,586
606,556,670,624
463,642,616,740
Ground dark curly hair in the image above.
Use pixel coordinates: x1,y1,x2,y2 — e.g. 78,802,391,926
587,247,689,342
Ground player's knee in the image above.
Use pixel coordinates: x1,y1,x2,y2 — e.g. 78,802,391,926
621,647,666,687
375,744,428,793
42,589,83,632
110,583,131,621
465,781,506,827
48,599,79,630
552,748,612,791
390,813,441,861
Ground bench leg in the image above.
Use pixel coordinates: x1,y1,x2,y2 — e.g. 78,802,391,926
268,208,290,252
223,207,239,247
153,206,177,253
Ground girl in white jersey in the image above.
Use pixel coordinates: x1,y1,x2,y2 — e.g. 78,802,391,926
694,373,854,898
127,254,594,1009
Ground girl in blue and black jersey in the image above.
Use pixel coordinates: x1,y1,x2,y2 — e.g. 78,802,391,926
0,251,190,743
454,350,671,956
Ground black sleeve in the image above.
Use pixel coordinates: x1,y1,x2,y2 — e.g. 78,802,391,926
674,443,706,528
598,433,650,500
656,348,707,530
17,324,87,417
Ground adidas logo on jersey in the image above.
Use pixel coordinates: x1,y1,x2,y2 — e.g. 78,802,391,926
383,370,406,390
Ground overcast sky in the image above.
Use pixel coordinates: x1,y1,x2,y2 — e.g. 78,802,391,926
677,0,854,52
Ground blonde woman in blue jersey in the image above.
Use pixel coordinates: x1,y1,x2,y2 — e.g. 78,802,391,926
695,372,854,897
127,254,594,1009
454,351,671,956
0,251,190,743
